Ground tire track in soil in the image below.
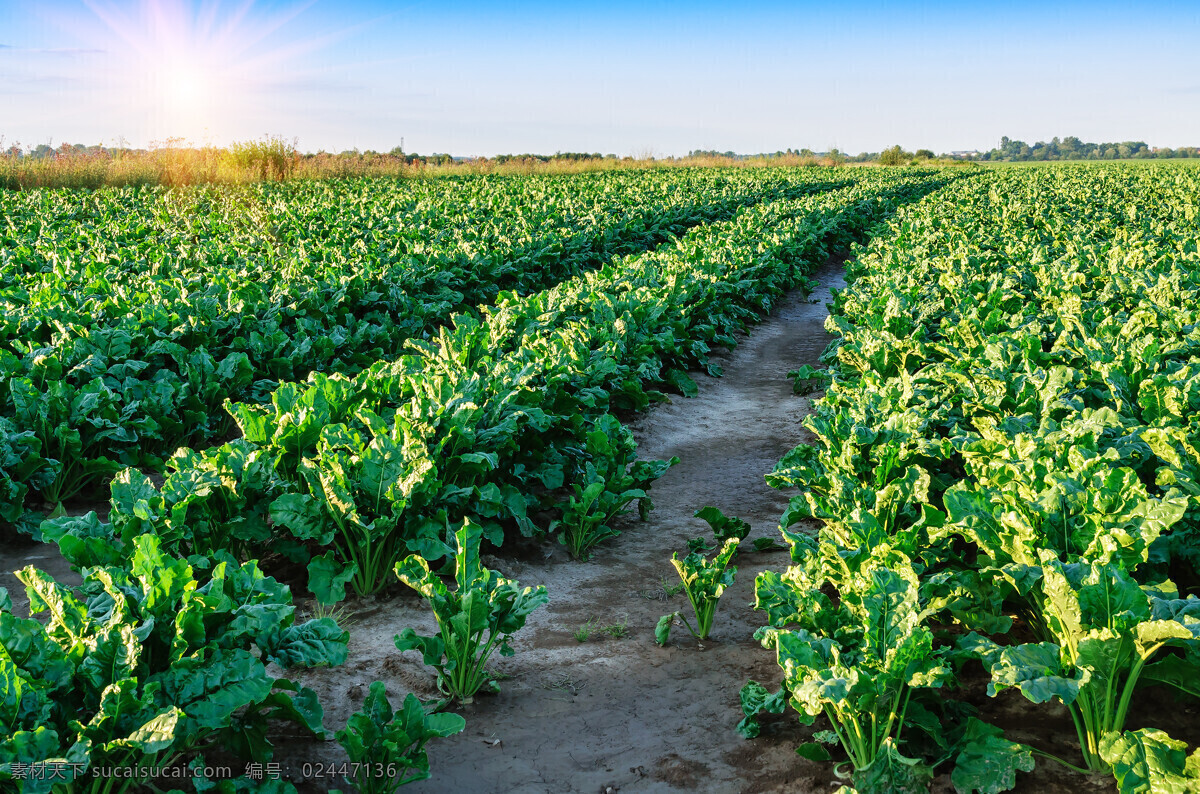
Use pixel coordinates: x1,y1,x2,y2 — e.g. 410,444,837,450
285,257,849,794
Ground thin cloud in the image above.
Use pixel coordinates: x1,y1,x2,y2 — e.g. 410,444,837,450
0,72,82,94
0,46,106,55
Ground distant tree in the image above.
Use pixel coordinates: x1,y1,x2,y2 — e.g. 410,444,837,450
914,149,934,159
879,145,909,165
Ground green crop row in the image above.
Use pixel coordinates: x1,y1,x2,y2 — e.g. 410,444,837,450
0,169,852,528
750,164,1200,793
43,171,954,601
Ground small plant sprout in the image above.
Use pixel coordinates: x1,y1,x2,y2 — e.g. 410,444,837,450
694,505,752,545
393,520,548,703
656,537,739,645
786,364,832,394
575,616,630,642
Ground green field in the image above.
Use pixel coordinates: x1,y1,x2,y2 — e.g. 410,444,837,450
2,163,1199,793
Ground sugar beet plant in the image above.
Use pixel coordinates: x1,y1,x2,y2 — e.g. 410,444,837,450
556,415,678,560
656,537,739,645
656,507,752,645
333,683,466,793
746,540,952,790
749,164,1200,792
0,535,348,792
394,521,548,703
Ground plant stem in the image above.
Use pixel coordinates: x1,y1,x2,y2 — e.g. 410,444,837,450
1031,748,1094,776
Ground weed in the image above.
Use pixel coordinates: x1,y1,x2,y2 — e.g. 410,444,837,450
540,674,586,697
574,616,630,642
309,600,357,631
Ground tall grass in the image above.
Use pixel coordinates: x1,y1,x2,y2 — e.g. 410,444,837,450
0,137,303,190
0,139,855,190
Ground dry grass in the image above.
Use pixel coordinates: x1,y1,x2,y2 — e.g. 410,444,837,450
0,140,403,190
0,140,858,190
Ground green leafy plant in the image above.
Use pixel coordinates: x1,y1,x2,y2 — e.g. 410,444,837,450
787,364,832,394
749,544,950,788
333,683,466,793
0,535,347,793
962,555,1200,775
656,537,739,645
1099,728,1200,793
288,412,441,600
393,521,548,703
556,416,677,560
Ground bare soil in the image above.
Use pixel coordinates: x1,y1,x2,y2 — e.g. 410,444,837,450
5,257,1198,793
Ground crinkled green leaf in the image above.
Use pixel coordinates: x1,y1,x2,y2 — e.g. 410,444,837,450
951,718,1035,794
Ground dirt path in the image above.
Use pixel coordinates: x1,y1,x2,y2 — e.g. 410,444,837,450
283,258,848,794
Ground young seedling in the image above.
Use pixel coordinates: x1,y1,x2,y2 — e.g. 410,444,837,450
694,505,753,545
333,683,466,793
786,364,832,394
394,520,548,703
600,617,630,639
656,537,739,645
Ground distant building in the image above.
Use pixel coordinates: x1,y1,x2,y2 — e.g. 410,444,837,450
948,150,981,159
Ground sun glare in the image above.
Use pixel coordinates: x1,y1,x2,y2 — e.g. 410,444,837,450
70,0,330,144
164,62,208,106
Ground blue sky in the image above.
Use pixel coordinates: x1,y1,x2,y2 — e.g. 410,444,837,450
1,0,1198,156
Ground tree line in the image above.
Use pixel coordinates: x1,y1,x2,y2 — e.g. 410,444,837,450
976,136,1200,161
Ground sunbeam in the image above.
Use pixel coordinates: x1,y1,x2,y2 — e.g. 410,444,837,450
59,0,332,142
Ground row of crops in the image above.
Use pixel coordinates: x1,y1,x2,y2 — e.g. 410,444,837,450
0,168,851,526
1,168,955,791
742,164,1200,792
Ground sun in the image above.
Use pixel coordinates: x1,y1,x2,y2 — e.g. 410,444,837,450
68,0,335,144
163,62,209,107
155,54,220,129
